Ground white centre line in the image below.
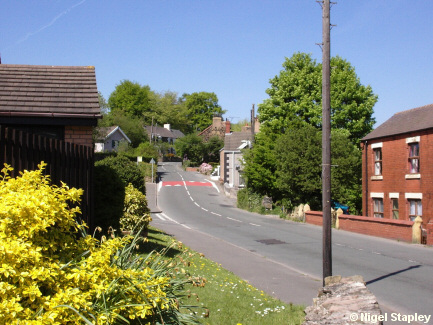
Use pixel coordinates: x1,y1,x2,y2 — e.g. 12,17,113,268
211,212,222,216
249,223,261,227
227,217,242,223
194,202,200,207
201,208,208,212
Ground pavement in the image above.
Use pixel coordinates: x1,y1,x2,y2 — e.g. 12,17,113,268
145,181,161,213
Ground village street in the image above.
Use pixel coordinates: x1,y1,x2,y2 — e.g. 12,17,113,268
149,162,433,324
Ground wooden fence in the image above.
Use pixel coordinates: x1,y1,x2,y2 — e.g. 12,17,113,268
0,126,94,228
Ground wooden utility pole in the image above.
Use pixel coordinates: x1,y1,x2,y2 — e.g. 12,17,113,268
322,0,332,286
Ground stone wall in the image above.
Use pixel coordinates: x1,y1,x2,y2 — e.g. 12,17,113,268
303,275,383,325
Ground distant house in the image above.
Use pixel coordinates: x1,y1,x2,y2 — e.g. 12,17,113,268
94,126,131,152
361,103,433,230
198,115,231,142
144,124,184,144
218,121,258,197
0,64,101,147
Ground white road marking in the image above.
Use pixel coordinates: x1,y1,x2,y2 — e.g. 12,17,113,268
194,202,200,207
156,213,191,229
227,217,242,223
249,223,261,227
155,213,166,221
206,180,220,193
201,208,208,212
211,212,222,216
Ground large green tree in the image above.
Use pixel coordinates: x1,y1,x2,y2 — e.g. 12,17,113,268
182,92,226,133
108,80,157,122
155,91,189,133
258,52,378,143
243,52,376,210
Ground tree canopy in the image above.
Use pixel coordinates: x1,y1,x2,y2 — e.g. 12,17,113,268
182,92,226,133
258,52,378,143
108,80,157,122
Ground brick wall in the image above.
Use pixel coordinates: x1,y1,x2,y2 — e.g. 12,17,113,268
338,214,413,242
305,211,323,226
305,211,414,243
426,221,433,245
64,126,93,147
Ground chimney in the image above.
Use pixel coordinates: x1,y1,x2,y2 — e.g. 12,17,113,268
225,119,231,134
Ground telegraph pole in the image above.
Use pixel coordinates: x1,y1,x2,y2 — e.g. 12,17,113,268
322,0,332,286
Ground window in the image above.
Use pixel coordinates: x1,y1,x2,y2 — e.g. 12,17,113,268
373,198,384,218
409,143,419,173
374,148,382,175
408,199,422,221
391,198,399,219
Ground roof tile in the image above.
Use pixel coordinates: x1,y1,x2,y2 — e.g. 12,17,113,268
0,64,101,118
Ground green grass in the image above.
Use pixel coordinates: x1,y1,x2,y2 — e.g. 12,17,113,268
145,227,305,325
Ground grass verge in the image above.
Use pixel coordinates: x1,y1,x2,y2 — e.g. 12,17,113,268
145,227,305,325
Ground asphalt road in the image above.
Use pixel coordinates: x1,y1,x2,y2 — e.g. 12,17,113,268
151,162,433,324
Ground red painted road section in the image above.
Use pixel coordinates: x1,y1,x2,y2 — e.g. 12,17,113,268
162,181,212,187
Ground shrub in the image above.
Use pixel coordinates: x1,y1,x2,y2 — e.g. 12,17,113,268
0,163,201,324
94,164,125,232
120,184,152,234
96,155,146,195
198,162,213,175
237,188,265,214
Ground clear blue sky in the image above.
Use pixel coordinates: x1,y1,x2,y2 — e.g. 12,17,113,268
1,0,432,127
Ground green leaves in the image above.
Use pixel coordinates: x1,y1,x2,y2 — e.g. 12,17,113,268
182,92,226,133
243,52,376,212
258,53,377,143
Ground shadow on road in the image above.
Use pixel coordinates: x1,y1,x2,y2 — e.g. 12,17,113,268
366,265,421,285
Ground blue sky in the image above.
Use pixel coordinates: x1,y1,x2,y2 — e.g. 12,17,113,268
1,0,432,127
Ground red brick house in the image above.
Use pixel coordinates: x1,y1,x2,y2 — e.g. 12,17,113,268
361,104,433,236
0,64,101,146
198,115,231,142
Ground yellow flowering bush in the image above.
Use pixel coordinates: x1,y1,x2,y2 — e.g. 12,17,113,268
0,163,200,324
120,184,152,234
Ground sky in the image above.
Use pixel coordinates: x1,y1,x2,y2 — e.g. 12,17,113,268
1,0,432,127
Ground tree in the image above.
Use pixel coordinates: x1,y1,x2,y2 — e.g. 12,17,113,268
242,131,278,198
258,52,378,143
204,136,224,163
274,125,362,213
182,92,226,133
108,80,157,122
155,91,189,134
174,134,205,165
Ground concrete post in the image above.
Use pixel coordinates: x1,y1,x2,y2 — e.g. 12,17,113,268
335,208,343,229
412,216,423,244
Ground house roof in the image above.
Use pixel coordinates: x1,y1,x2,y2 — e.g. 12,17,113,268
362,103,433,141
95,126,131,143
144,125,184,139
0,64,101,119
223,131,253,151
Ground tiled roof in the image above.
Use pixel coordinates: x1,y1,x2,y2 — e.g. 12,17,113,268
223,131,253,151
144,125,184,139
362,103,433,141
0,64,101,118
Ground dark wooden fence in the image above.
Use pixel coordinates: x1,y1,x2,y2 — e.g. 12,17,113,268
0,126,94,228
